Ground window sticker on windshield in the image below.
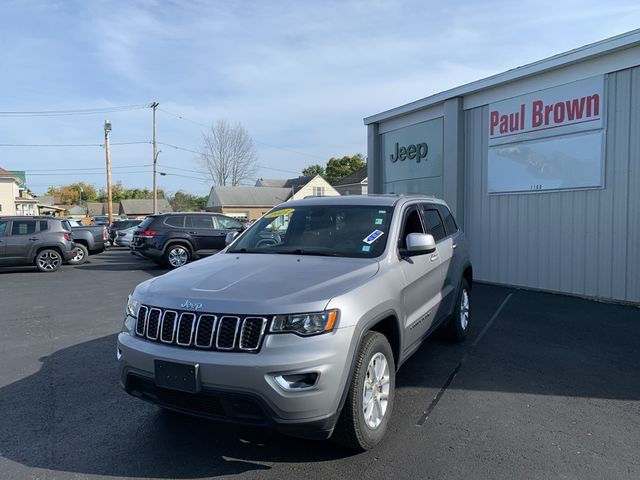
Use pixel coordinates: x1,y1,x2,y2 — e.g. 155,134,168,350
375,218,383,225
363,229,384,244
362,245,371,252
265,208,294,219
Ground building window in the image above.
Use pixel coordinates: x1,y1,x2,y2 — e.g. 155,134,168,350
313,186,325,196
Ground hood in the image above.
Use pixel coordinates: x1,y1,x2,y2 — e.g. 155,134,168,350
135,253,379,315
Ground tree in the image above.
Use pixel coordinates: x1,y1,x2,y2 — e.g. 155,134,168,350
168,191,208,211
302,164,325,177
302,153,366,184
46,182,97,204
199,120,258,186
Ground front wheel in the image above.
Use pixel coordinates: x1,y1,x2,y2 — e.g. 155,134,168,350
164,244,191,268
35,249,63,272
332,331,395,451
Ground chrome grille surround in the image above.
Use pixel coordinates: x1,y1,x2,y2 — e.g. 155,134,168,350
146,308,162,340
216,316,240,350
160,310,178,344
134,306,267,353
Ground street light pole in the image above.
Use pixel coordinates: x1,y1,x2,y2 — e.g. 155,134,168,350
104,120,113,224
151,101,159,214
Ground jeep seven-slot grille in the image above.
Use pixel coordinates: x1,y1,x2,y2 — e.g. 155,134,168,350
135,305,267,353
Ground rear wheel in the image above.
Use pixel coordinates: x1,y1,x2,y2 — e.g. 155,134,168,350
445,279,471,342
164,244,191,268
332,331,395,451
35,249,62,272
68,244,88,265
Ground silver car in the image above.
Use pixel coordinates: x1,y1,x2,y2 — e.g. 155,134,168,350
114,226,137,247
118,195,472,450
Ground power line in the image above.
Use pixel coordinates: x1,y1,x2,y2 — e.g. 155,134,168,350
25,164,152,172
158,108,325,160
0,141,150,147
25,171,151,176
0,104,151,117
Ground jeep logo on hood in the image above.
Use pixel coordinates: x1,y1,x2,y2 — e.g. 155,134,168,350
180,299,203,311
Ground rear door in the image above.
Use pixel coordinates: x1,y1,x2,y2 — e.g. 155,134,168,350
397,204,443,351
185,214,220,254
4,219,39,262
421,205,453,320
0,220,8,263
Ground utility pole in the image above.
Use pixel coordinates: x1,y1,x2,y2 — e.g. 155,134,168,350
104,120,113,224
151,101,159,214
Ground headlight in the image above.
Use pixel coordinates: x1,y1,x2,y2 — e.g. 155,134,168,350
270,310,338,336
126,295,140,318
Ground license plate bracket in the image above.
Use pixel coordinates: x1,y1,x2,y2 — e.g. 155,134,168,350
154,360,200,393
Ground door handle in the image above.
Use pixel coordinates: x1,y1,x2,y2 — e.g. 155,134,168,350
29,237,38,241
430,254,439,262
452,243,457,249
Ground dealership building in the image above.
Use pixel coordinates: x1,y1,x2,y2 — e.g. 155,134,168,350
364,29,639,303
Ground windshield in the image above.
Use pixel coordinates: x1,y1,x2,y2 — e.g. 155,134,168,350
229,205,393,258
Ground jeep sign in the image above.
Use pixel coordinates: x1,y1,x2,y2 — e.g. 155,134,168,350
389,142,429,163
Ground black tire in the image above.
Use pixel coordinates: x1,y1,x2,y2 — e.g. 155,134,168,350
445,279,471,342
332,331,395,451
35,249,63,272
163,244,191,269
68,244,89,265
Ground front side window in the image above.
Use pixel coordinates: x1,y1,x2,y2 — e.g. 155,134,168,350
11,221,36,235
216,216,243,230
0,220,7,236
229,205,393,258
398,207,425,249
422,207,446,242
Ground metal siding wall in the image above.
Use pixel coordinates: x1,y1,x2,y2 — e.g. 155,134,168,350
464,67,639,302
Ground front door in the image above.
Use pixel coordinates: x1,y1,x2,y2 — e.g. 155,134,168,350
397,205,444,351
4,219,40,263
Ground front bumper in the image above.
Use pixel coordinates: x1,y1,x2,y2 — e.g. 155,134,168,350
117,324,355,439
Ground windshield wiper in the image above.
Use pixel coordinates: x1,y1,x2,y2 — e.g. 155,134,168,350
285,249,339,257
229,248,268,254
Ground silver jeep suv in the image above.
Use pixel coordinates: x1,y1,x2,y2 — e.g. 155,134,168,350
118,195,472,450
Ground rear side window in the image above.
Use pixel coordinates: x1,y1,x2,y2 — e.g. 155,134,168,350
11,220,36,235
164,215,185,228
137,216,157,231
187,215,213,229
39,221,49,231
437,205,458,236
0,220,7,236
422,208,446,242
216,216,242,230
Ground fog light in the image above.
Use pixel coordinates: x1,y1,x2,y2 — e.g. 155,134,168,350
274,372,318,390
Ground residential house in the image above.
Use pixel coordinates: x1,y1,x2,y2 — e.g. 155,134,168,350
86,202,119,217
255,175,340,200
119,199,173,218
206,186,290,221
0,167,38,215
331,167,368,196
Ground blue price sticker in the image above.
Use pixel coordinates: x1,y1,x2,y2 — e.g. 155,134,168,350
363,229,384,245
361,245,371,252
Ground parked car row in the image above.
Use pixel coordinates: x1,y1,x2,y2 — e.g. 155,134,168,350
0,212,249,273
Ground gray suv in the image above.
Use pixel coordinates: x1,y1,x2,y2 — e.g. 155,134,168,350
118,195,472,450
0,216,76,272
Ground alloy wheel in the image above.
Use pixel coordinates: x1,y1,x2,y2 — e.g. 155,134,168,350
362,352,390,429
460,289,470,330
168,247,189,267
38,252,61,271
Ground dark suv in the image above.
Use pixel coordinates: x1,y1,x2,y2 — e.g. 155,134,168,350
0,216,76,272
130,212,244,268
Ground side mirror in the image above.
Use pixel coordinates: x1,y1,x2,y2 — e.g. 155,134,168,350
225,231,239,246
405,233,436,255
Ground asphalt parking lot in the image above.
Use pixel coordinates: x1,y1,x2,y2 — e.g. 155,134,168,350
0,248,638,480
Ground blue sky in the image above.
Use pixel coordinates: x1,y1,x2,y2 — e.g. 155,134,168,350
1,0,639,196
